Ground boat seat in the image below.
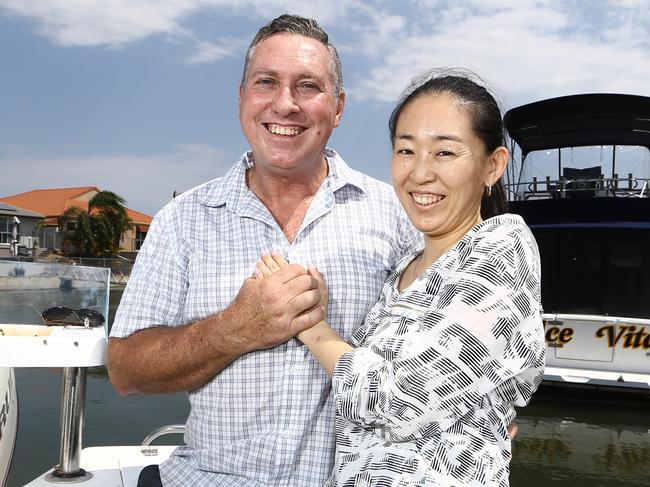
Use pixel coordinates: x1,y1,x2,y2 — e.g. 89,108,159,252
563,166,602,197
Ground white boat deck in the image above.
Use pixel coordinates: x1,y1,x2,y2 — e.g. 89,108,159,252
23,446,176,487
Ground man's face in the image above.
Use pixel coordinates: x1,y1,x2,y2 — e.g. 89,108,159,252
239,34,344,174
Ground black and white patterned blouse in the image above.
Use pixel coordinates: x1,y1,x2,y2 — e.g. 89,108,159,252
329,214,545,486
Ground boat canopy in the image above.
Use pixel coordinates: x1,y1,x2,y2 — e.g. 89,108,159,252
504,94,650,157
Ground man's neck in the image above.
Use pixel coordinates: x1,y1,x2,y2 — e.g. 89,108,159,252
246,157,329,243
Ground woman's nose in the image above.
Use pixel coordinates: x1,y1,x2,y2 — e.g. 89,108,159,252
410,152,437,183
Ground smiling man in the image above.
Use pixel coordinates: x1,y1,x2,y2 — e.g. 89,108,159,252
107,14,420,487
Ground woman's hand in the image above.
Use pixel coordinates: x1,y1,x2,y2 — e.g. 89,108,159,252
256,252,289,278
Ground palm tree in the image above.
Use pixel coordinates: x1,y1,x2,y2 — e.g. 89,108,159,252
61,191,133,257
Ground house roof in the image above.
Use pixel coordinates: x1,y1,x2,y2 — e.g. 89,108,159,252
126,208,153,226
0,186,152,225
0,187,99,217
0,202,44,219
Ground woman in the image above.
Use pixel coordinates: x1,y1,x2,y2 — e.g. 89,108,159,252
258,70,545,486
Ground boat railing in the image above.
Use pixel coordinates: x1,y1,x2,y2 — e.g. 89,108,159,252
141,424,186,446
507,175,650,201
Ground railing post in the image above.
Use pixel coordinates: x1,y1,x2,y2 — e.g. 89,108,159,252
46,367,93,483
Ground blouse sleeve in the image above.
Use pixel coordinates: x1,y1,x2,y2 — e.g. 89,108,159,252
331,223,546,441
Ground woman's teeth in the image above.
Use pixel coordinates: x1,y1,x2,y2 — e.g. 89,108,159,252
266,124,304,136
412,193,444,205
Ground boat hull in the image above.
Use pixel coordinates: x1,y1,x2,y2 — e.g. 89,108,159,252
0,367,17,487
543,313,650,388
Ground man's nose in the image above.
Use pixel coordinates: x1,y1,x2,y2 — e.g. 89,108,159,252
272,86,300,115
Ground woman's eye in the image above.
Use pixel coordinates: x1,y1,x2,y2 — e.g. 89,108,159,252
437,150,454,157
396,148,413,155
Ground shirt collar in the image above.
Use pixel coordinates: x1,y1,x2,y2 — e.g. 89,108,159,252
200,148,367,209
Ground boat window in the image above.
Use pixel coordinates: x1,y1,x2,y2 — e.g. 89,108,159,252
613,146,650,182
533,228,650,319
511,145,650,200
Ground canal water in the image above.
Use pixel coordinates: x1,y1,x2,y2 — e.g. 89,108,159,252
4,290,650,486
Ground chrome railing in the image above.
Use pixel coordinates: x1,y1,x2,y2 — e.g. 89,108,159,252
507,175,650,201
141,424,186,446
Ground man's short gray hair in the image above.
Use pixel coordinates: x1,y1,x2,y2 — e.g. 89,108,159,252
241,14,343,98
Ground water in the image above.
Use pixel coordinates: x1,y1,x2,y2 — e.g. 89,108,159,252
5,290,650,486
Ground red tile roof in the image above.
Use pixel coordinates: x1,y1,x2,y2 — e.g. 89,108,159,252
0,186,152,224
0,187,99,217
126,208,153,225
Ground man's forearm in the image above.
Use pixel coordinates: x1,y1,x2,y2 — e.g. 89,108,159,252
108,267,324,395
107,307,249,395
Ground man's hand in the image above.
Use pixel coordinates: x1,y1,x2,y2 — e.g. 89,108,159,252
257,253,329,315
257,253,335,348
108,256,326,395
233,258,325,351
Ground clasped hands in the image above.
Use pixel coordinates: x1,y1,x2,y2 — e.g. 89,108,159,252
231,253,327,350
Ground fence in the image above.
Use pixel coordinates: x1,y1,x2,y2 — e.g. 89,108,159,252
0,256,134,285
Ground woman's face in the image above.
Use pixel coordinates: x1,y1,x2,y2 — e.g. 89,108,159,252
391,92,499,242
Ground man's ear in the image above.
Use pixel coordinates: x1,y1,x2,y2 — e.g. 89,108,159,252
333,91,345,128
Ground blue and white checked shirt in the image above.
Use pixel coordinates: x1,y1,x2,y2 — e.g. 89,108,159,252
111,148,422,486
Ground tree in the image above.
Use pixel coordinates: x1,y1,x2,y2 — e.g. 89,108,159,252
61,191,133,257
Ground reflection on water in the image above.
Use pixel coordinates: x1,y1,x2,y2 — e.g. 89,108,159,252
4,288,650,486
511,387,650,486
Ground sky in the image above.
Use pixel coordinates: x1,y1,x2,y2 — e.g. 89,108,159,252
1,0,650,217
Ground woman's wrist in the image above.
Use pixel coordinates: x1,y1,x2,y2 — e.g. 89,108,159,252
298,320,353,377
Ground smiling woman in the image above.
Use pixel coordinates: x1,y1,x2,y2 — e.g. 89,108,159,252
256,68,546,486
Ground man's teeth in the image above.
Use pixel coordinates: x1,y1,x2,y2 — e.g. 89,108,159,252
267,124,304,136
412,193,444,205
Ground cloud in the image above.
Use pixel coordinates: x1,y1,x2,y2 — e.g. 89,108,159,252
0,0,365,55
184,37,246,64
347,0,650,107
2,0,649,103
0,144,232,216
0,0,196,47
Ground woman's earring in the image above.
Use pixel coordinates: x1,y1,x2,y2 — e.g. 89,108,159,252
486,185,492,196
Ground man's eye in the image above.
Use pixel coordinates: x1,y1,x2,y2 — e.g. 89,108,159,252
298,82,321,93
255,78,275,86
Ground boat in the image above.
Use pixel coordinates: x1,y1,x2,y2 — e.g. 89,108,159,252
0,367,17,487
0,261,181,487
504,93,650,389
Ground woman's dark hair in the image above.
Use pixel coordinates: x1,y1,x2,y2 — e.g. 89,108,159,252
388,68,508,219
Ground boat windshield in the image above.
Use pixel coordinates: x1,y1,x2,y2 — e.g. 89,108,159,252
509,145,650,201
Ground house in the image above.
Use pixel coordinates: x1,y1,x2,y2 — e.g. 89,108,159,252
0,202,45,257
0,187,152,255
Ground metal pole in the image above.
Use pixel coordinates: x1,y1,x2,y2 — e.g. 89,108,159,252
46,367,93,483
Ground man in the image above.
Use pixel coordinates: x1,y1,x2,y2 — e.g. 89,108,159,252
107,14,420,487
